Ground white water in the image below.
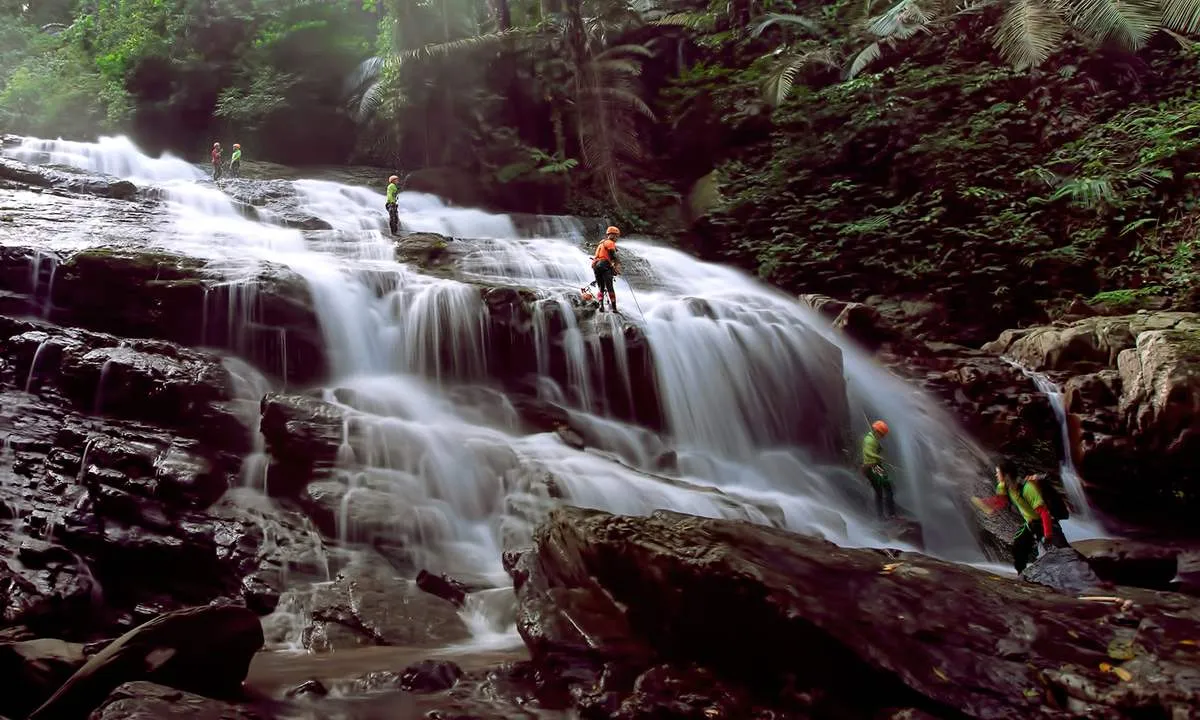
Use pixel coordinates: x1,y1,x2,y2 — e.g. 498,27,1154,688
6,135,1002,643
1007,361,1109,542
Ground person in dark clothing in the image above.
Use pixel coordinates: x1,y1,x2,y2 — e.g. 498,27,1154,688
385,174,400,235
591,226,621,312
211,142,222,181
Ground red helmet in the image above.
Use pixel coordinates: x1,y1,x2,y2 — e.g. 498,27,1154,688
872,420,889,436
605,226,620,237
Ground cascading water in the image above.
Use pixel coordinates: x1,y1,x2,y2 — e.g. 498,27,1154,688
5,135,1001,645
1006,361,1109,542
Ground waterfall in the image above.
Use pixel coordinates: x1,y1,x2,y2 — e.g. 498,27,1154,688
5,134,1004,634
1005,360,1109,542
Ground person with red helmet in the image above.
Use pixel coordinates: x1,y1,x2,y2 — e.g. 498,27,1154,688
861,419,894,519
210,142,223,181
385,174,400,235
591,226,621,312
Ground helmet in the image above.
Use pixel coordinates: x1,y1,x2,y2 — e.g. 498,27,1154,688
233,143,241,149
213,142,220,147
605,226,620,236
388,175,399,184
872,420,889,436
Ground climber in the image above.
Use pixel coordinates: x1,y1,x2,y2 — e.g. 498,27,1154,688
385,175,400,235
592,226,621,312
972,458,1056,573
210,142,222,181
229,143,242,179
861,420,894,520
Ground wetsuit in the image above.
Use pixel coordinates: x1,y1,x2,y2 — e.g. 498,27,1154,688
211,147,222,181
385,181,400,235
592,238,618,310
861,430,894,520
229,147,242,178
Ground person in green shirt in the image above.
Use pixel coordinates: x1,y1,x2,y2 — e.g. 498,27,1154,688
229,143,242,178
385,174,400,235
972,458,1057,572
861,419,894,520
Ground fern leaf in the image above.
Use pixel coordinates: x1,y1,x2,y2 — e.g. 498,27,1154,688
848,42,883,78
750,13,824,38
993,0,1067,70
397,27,530,62
651,12,717,30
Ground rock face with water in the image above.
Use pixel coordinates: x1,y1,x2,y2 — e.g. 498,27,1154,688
984,312,1200,524
510,507,1200,719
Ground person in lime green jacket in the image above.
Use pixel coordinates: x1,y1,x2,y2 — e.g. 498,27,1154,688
861,420,893,520
385,174,400,235
229,143,243,178
972,458,1056,572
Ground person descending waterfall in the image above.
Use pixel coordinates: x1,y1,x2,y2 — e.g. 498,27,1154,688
210,142,223,181
385,175,400,236
972,459,1058,573
229,143,242,178
861,420,895,520
592,226,622,312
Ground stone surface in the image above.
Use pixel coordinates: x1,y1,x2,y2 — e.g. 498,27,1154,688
87,681,262,720
0,637,87,718
29,604,264,720
301,556,469,652
510,506,1200,718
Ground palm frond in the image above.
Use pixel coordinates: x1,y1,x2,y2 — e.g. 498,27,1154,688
397,26,531,62
750,13,825,38
1064,0,1159,50
848,41,883,78
651,12,718,30
868,0,939,39
579,84,658,119
993,0,1067,70
761,49,838,105
1162,0,1200,34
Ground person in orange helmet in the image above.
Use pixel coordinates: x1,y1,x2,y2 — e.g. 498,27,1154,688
385,175,400,235
861,419,894,519
591,226,622,312
210,142,223,181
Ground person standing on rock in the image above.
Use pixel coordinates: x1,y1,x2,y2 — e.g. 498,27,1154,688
210,142,223,181
861,420,895,520
592,226,622,312
229,143,242,178
972,458,1055,572
385,175,400,235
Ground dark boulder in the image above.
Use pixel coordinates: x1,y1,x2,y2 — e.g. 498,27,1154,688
87,681,263,720
29,604,263,720
0,638,86,718
259,393,346,497
399,659,463,693
512,507,1200,718
1072,539,1184,594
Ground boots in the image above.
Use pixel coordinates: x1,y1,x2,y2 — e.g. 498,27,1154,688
608,292,618,313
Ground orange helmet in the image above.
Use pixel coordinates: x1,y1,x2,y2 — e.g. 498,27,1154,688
388,175,399,184
872,420,889,436
233,143,241,149
605,226,620,237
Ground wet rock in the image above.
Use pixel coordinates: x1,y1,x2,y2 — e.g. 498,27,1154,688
799,293,893,350
284,678,328,699
984,313,1200,525
29,604,264,720
1072,539,1182,593
87,681,262,720
0,542,100,637
613,665,759,720
400,659,463,693
45,247,326,385
0,638,86,718
395,232,457,271
0,157,141,200
302,555,469,651
1019,546,1105,595
259,393,346,497
517,506,1200,718
415,570,470,607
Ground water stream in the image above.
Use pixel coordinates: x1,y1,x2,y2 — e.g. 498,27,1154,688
6,136,1003,646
